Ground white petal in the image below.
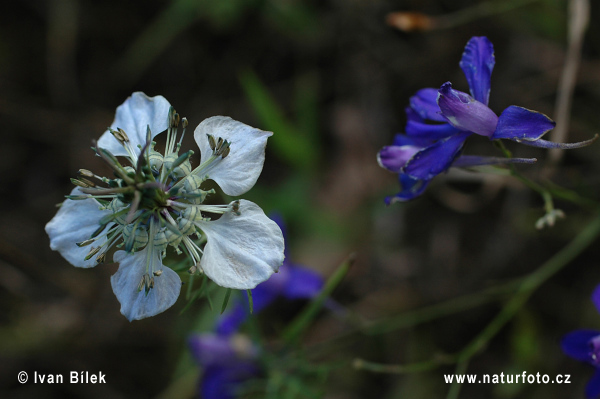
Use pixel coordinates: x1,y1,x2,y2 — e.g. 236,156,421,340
198,199,285,289
45,188,112,268
111,248,181,321
97,92,171,157
194,116,272,196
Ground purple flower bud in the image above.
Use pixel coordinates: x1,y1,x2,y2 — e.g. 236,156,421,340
437,82,498,137
377,145,421,173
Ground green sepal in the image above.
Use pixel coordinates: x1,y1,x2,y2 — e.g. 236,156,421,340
221,288,232,314
247,289,254,314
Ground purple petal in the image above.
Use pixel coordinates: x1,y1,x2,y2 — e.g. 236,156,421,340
561,330,600,363
283,265,324,300
403,131,471,180
189,334,237,368
406,120,461,141
459,36,495,105
392,133,435,148
216,303,248,336
249,279,283,312
377,145,421,173
405,106,422,122
491,106,555,141
586,369,600,399
268,212,289,258
452,155,537,168
201,363,259,399
409,88,447,122
437,82,498,137
385,174,430,204
593,284,600,316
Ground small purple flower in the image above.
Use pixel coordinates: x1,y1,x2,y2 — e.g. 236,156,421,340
217,213,324,335
379,36,595,203
562,285,600,398
189,214,324,398
189,333,260,399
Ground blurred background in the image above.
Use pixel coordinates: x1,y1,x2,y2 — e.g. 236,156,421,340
2,0,600,398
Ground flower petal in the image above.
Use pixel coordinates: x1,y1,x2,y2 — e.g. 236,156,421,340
561,330,600,362
409,88,447,122
194,117,272,196
268,212,289,258
451,155,537,167
406,120,460,141
45,188,112,268
201,363,259,399
198,200,285,289
459,36,495,105
385,174,430,204
403,131,471,180
97,92,171,157
283,265,324,300
491,106,555,141
216,303,250,336
437,82,498,137
377,145,421,173
111,248,181,321
392,133,434,148
587,369,600,399
217,277,283,335
189,334,237,367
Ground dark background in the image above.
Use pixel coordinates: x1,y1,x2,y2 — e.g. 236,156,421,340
2,0,600,398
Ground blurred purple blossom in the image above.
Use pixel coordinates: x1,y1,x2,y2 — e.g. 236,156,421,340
189,214,325,398
562,285,600,398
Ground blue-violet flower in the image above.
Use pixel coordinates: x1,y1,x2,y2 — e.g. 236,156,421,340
378,36,595,203
189,333,260,399
46,92,285,321
562,285,600,398
188,214,324,398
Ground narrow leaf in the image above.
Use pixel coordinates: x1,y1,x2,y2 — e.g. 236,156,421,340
247,289,254,314
221,288,232,314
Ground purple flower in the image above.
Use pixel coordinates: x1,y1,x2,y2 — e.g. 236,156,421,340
217,213,324,335
189,214,324,398
562,285,600,398
189,333,260,399
379,37,595,204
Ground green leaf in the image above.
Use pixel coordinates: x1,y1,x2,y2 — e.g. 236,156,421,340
247,289,254,314
239,69,317,173
221,288,232,314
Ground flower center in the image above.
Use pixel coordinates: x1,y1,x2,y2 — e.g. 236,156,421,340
71,106,236,288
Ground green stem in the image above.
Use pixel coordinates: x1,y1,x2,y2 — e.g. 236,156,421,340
495,140,599,211
353,355,455,374
446,359,469,399
458,212,600,362
356,213,600,377
363,280,519,335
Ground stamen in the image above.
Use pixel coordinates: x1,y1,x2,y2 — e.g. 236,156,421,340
78,169,94,178
85,246,100,261
71,178,94,188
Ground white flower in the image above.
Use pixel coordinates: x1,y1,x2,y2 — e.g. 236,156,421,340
46,92,285,321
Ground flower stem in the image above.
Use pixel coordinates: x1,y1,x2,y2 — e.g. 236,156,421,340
355,212,600,385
